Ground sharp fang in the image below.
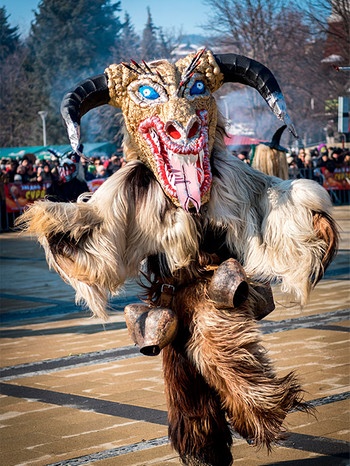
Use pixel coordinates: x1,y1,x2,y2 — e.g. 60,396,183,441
199,149,204,165
150,129,161,151
189,153,198,164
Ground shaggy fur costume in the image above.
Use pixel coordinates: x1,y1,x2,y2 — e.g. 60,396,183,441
18,157,337,464
17,50,339,465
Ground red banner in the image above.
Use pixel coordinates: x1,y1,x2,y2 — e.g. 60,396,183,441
4,182,51,213
4,179,107,213
87,178,105,192
320,166,350,190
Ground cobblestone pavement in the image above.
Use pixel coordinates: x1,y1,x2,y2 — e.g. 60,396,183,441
0,205,349,466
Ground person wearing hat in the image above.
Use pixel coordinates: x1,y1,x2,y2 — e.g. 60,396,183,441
251,125,289,180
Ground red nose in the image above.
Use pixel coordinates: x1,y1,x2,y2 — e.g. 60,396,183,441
166,121,200,140
167,124,181,139
188,121,199,138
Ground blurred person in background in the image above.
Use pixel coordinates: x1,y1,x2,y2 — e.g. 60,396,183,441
287,155,300,179
106,154,122,175
37,162,55,184
95,164,108,179
237,151,250,164
296,148,306,169
251,125,289,180
317,149,336,173
85,162,97,180
330,148,345,169
6,160,19,182
343,151,350,167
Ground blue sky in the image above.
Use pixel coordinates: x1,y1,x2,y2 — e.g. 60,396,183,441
2,0,212,37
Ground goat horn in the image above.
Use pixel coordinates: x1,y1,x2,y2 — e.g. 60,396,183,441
214,53,298,137
60,74,110,152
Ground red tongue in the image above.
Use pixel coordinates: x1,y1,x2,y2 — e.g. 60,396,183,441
170,156,201,212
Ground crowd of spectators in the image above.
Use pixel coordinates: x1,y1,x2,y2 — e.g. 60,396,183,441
231,145,350,180
286,145,350,178
83,154,126,181
0,152,126,185
1,145,349,186
284,145,350,205
1,144,348,230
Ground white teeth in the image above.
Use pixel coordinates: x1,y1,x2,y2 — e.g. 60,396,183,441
168,150,176,162
197,166,204,184
168,150,198,167
164,155,176,187
182,154,190,165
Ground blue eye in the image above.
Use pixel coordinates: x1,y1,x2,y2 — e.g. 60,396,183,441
190,80,206,96
139,85,160,100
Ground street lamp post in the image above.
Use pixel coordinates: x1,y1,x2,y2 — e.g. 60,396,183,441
38,111,48,146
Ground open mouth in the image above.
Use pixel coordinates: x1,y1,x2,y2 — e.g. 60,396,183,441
139,110,212,212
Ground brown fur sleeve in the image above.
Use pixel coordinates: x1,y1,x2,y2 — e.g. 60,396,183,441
312,211,339,284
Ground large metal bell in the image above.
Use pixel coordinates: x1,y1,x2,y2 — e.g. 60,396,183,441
124,303,178,356
208,258,249,308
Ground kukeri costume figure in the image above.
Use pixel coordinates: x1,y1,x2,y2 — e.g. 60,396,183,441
18,50,338,466
46,149,89,202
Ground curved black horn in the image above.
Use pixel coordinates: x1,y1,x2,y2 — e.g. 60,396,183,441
60,74,110,152
214,54,298,137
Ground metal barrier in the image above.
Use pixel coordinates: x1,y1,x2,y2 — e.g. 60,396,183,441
0,204,21,233
294,168,350,205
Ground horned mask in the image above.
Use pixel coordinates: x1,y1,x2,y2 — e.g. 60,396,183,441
61,49,296,211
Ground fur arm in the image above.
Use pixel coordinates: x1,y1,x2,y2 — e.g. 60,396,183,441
17,195,123,318
208,154,338,304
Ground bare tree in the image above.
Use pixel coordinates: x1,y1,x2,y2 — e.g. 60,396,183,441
301,0,349,60
202,0,298,60
298,0,349,142
0,47,42,147
203,0,349,144
202,0,310,138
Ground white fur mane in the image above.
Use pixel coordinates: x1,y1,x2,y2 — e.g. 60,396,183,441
207,152,334,303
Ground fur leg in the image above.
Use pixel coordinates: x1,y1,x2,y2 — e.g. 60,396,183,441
181,283,310,450
163,341,233,466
